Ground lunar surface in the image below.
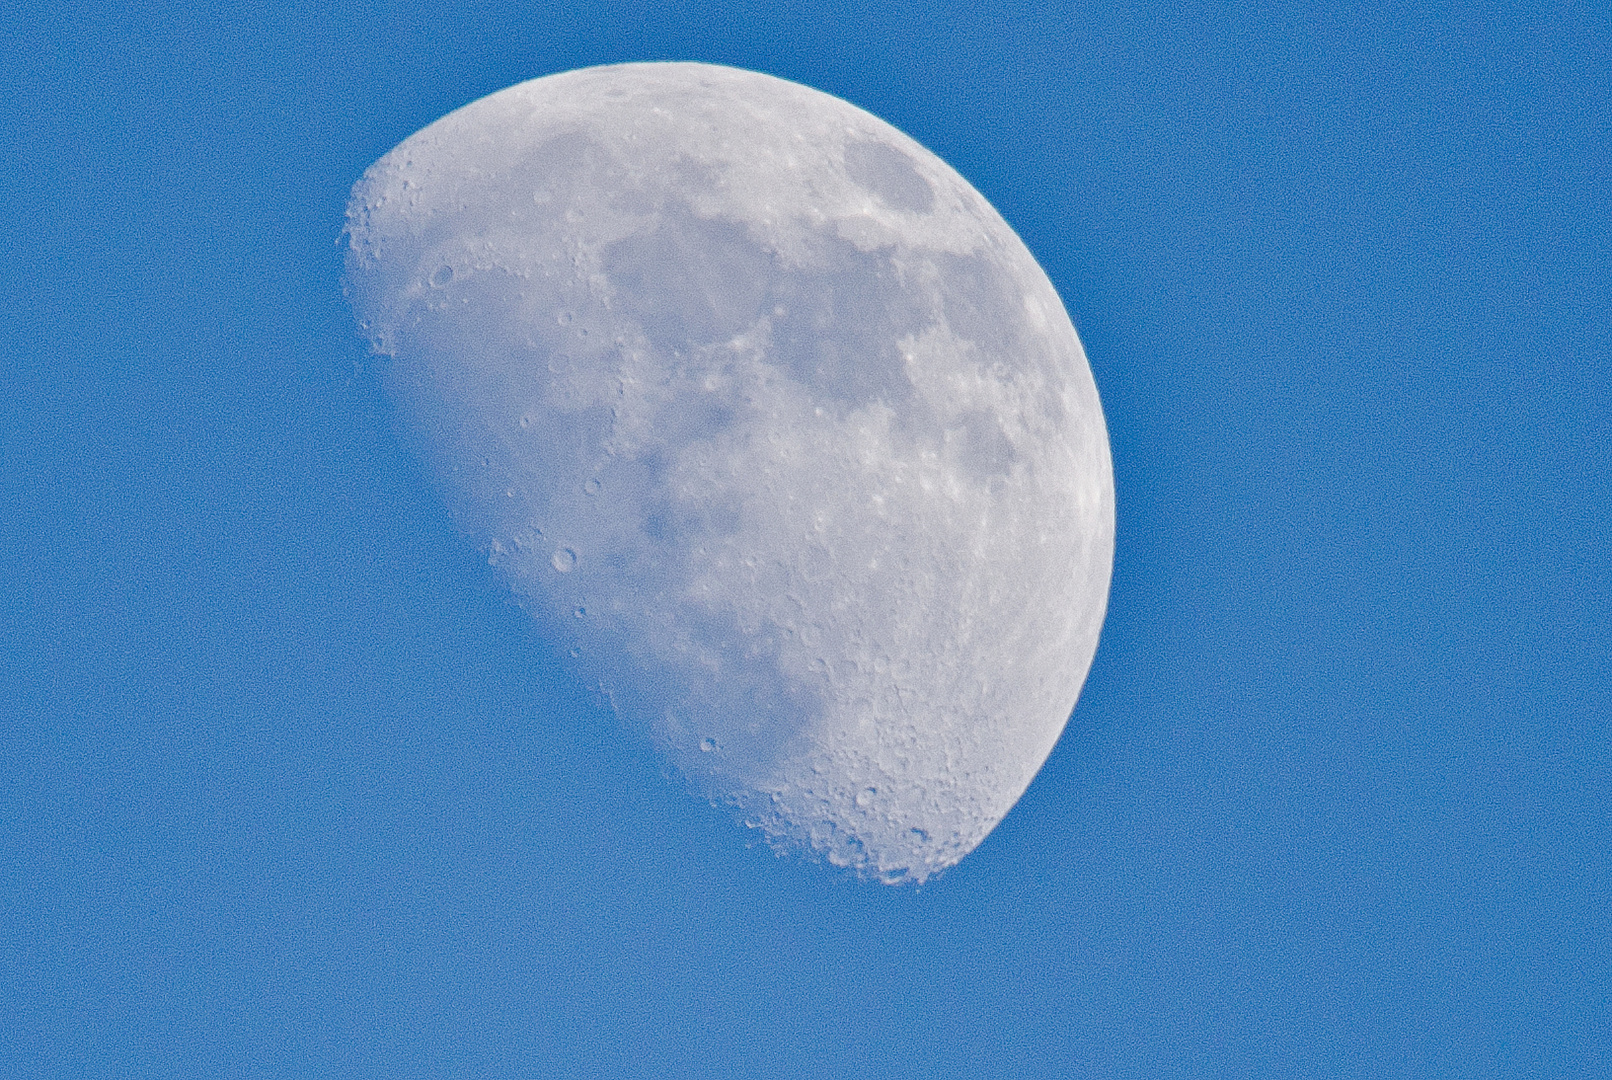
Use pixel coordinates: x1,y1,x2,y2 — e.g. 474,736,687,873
344,63,1114,882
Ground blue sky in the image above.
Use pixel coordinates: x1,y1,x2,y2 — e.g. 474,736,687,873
3,3,1608,1077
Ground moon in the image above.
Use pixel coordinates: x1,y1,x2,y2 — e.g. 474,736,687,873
344,63,1114,883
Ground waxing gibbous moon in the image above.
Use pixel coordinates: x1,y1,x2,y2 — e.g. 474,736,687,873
344,62,1114,883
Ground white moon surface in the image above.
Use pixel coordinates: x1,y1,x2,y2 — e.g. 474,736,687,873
344,63,1114,883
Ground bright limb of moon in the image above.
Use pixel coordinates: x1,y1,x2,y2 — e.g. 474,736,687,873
344,63,1114,883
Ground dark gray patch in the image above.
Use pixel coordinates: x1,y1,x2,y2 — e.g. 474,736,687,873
932,251,1021,357
606,204,928,417
643,506,671,543
649,603,822,782
766,240,929,414
929,249,1076,423
667,153,719,193
949,409,1018,479
527,129,595,172
446,129,603,236
636,448,739,548
672,391,737,440
640,489,741,550
844,140,934,214
610,186,656,216
672,499,741,542
606,214,773,348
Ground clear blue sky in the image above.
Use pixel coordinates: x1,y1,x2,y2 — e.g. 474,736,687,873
3,3,1608,1077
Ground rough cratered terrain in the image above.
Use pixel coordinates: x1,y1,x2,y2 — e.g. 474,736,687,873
345,63,1114,882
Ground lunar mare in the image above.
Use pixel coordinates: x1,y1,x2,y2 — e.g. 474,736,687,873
344,63,1114,882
